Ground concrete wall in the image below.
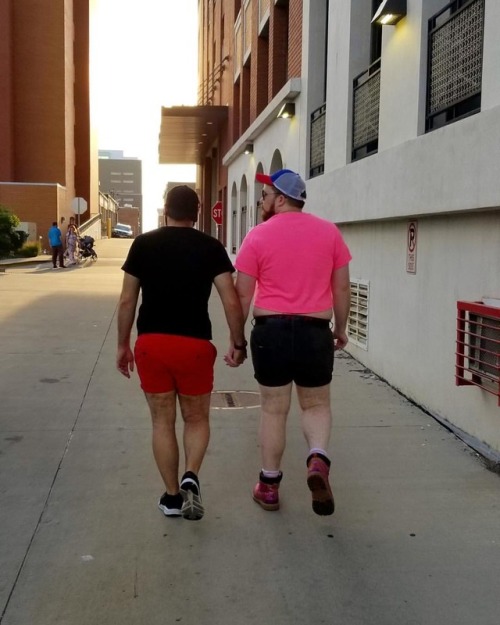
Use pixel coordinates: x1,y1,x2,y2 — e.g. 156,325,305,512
300,0,500,456
226,94,302,255
342,212,500,454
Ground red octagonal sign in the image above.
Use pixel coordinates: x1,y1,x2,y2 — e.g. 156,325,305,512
212,201,223,225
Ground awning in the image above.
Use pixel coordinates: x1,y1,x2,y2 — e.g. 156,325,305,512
158,105,228,165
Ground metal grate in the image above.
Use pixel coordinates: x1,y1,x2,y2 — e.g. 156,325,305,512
456,301,500,405
427,0,484,130
211,390,261,409
352,60,380,161
310,104,326,178
348,279,370,350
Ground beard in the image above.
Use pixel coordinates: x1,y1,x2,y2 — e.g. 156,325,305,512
261,204,275,222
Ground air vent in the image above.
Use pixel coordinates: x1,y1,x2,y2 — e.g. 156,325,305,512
456,300,500,405
348,279,369,350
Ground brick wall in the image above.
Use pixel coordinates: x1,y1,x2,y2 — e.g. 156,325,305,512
0,183,67,250
0,0,14,180
12,1,69,187
288,0,303,78
198,1,303,208
269,2,288,99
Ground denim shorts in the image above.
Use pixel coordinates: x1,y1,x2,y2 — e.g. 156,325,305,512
250,316,334,387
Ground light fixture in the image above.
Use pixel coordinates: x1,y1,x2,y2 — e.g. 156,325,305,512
371,0,406,25
277,102,295,119
244,143,253,155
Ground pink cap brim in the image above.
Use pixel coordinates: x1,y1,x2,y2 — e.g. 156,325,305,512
255,172,273,185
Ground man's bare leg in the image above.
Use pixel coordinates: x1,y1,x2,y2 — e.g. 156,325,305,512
177,393,211,520
258,383,292,471
144,391,179,494
178,393,211,476
296,384,332,451
296,384,334,516
252,384,292,511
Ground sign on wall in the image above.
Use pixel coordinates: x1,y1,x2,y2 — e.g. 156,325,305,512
407,220,418,274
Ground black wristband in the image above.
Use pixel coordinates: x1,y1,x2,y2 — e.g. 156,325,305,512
234,340,248,350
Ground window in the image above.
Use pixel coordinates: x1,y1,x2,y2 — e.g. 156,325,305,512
231,209,237,254
240,205,247,244
426,0,484,131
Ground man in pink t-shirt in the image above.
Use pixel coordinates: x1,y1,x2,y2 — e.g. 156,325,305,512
226,168,351,516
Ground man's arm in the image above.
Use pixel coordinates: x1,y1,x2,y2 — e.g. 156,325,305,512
213,272,247,366
331,264,351,351
116,272,140,377
235,271,257,322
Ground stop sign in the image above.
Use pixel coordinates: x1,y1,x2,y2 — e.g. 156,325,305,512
212,201,223,225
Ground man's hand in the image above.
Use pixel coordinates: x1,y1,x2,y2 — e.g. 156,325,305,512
117,345,135,378
224,344,247,367
333,329,348,351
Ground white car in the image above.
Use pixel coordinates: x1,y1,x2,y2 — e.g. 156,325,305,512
111,224,133,239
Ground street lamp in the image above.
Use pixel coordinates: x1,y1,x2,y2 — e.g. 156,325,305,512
372,0,407,25
277,102,295,119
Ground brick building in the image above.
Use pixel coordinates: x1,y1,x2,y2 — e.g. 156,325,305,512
98,152,143,234
159,0,302,244
0,0,98,249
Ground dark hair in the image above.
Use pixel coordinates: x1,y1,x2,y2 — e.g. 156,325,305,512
165,185,199,222
52,221,57,226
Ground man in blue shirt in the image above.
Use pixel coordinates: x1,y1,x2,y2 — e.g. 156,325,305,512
48,222,65,269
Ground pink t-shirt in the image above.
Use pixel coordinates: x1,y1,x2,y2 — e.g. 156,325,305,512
235,212,352,313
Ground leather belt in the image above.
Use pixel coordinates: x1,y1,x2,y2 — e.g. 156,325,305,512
253,315,331,328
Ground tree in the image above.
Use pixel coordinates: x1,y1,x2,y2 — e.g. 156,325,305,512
0,205,24,257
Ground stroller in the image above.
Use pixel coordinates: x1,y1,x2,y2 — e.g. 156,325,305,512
77,235,98,261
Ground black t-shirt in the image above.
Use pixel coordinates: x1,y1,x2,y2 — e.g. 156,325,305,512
122,227,235,340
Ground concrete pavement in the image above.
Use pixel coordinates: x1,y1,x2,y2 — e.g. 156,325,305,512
0,238,499,625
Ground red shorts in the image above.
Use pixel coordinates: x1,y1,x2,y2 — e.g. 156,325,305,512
134,334,217,395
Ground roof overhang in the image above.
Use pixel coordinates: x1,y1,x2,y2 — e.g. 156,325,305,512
159,105,228,165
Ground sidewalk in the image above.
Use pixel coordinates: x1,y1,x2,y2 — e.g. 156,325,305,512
0,238,499,625
0,253,52,269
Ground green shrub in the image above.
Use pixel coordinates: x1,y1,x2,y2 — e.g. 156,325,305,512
17,243,39,258
0,205,22,257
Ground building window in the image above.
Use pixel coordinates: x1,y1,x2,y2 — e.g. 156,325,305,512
231,209,237,254
240,205,247,244
310,104,326,178
352,59,381,162
426,0,484,132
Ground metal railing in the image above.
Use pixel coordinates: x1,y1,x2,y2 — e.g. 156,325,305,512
352,58,381,161
426,0,484,131
310,104,326,178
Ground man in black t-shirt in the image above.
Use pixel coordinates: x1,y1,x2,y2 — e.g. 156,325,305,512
117,185,247,521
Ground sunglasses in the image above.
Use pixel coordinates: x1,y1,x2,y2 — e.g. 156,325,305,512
261,190,280,199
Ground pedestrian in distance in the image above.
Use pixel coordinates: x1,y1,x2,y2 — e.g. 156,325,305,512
65,216,79,265
48,221,66,269
225,169,351,516
116,185,247,521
